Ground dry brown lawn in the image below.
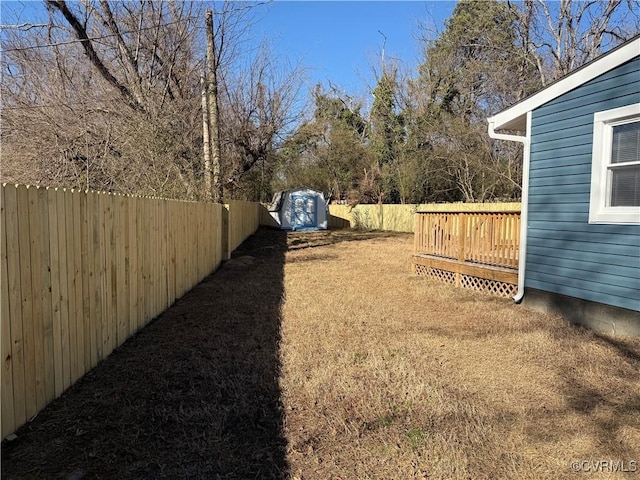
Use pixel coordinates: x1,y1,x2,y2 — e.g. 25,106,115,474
281,230,640,480
2,228,639,479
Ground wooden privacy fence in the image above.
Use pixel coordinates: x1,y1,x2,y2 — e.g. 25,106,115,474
412,203,521,297
226,200,261,255
328,204,416,232
1,184,260,439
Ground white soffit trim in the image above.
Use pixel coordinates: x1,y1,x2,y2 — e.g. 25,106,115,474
487,36,640,132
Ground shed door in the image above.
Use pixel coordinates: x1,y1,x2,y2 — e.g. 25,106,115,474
291,194,317,229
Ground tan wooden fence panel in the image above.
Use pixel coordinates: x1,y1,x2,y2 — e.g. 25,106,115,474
226,200,260,255
328,204,419,232
329,202,521,234
1,184,258,440
327,205,352,229
258,204,280,228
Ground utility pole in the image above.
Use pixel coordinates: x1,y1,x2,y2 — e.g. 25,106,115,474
378,30,387,73
201,72,212,200
206,9,223,203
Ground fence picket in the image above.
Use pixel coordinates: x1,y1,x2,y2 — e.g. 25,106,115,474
71,191,85,382
120,195,130,346
62,189,78,385
55,190,70,391
137,197,144,331
1,186,15,438
128,196,138,335
27,187,47,412
40,189,55,405
4,186,26,431
80,192,91,372
115,195,126,347
167,200,175,305
103,194,112,356
93,192,105,363
86,192,97,368
17,186,37,420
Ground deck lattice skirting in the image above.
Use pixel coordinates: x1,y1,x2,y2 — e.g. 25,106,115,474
412,206,521,298
412,255,518,298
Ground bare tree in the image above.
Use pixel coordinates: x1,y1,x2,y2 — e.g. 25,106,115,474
508,0,640,85
2,1,205,197
2,0,304,202
220,40,305,198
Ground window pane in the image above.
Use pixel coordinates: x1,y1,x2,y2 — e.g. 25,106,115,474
612,121,640,164
611,165,640,206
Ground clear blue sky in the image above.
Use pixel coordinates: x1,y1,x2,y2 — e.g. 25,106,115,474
255,1,456,96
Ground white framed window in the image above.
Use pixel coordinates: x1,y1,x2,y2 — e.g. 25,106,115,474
589,103,640,224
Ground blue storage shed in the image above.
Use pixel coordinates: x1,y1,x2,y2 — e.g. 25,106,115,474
268,187,328,231
488,36,640,336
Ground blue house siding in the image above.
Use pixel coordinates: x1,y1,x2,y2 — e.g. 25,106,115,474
527,56,640,312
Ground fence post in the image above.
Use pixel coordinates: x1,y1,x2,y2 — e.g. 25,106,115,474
221,203,230,260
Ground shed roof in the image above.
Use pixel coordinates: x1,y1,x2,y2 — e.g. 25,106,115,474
268,187,325,212
487,35,640,132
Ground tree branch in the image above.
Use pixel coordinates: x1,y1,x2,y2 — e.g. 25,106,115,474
46,0,145,113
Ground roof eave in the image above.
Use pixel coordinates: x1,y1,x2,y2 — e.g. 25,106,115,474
488,35,640,133
488,114,527,133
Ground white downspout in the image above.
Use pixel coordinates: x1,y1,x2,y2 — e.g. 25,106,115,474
487,111,532,303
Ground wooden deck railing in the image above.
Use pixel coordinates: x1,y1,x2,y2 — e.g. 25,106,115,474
414,211,520,268
412,205,521,297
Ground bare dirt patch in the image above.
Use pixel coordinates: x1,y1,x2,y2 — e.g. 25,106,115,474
2,228,639,479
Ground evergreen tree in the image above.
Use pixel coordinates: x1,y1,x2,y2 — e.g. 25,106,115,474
414,0,535,201
369,69,405,202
